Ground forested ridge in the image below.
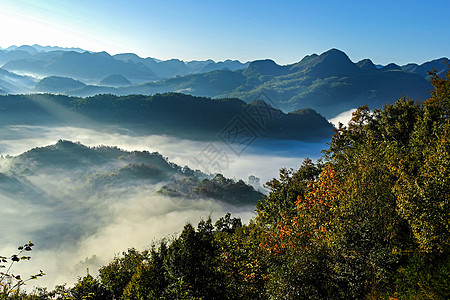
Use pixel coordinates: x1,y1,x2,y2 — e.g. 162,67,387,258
1,69,449,299
0,92,333,141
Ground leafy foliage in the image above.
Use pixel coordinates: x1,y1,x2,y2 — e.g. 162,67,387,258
0,242,45,299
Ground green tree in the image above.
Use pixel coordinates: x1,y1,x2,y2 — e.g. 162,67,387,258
163,220,225,299
70,272,111,300
394,69,450,254
121,243,168,300
256,158,321,226
214,215,268,300
98,248,147,300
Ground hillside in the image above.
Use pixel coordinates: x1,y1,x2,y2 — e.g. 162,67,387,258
66,49,444,119
0,46,447,119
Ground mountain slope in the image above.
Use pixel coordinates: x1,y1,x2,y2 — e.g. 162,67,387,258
0,68,37,94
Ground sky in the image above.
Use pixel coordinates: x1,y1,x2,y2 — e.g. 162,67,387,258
0,0,448,65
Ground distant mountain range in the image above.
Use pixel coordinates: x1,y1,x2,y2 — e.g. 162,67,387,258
0,44,249,83
0,45,447,118
5,44,86,53
127,49,446,117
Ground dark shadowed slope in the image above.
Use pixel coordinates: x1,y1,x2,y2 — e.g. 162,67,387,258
0,93,334,141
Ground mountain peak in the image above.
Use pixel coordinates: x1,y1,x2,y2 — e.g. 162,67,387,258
14,45,39,55
99,74,132,87
292,48,359,77
94,51,112,59
357,59,378,72
319,48,353,63
248,59,277,67
113,53,142,63
381,63,402,71
322,48,347,56
245,59,285,76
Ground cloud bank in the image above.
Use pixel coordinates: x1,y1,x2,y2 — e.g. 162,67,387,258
0,125,326,289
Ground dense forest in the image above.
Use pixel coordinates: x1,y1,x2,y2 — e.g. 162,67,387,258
1,69,449,299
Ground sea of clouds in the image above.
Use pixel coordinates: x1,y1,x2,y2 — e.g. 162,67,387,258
0,124,326,289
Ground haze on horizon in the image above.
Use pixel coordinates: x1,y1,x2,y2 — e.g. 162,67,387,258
0,0,448,65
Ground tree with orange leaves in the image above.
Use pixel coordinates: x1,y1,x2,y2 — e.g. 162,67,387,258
257,68,450,299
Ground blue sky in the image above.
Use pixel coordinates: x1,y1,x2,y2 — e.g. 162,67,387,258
0,0,448,65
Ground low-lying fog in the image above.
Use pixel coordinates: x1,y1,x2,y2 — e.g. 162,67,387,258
0,125,327,290
0,125,327,184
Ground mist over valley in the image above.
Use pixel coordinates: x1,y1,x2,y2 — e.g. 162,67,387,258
0,111,326,288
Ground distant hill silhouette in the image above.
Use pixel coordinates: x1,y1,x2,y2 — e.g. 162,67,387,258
185,59,215,72
113,53,144,64
35,76,86,93
13,45,39,55
199,60,250,73
291,48,361,77
113,54,249,78
243,59,289,78
1,45,248,80
0,49,32,65
381,63,402,71
99,74,132,87
30,44,86,53
3,51,158,83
